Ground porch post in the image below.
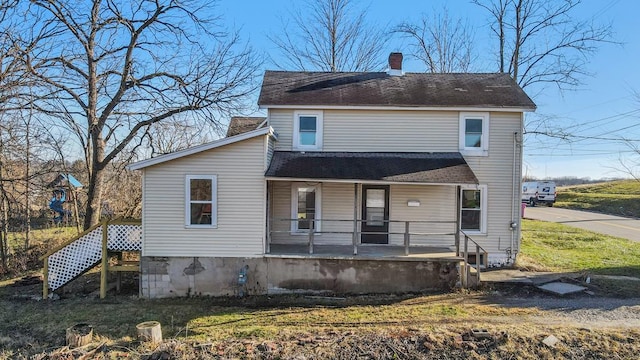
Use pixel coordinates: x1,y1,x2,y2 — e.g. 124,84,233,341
353,182,358,255
404,221,410,255
455,185,461,256
100,220,109,299
265,181,272,254
308,220,314,254
463,235,470,287
476,244,482,281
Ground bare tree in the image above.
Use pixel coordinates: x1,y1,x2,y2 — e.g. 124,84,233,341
270,0,389,72
18,0,261,229
473,0,615,91
394,8,476,73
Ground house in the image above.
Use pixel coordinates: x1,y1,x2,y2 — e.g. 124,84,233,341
225,116,266,137
128,53,536,298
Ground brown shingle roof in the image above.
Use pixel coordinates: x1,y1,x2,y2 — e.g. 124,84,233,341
265,151,478,184
258,71,536,109
226,117,266,137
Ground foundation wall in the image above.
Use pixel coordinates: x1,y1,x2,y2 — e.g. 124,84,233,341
140,256,460,298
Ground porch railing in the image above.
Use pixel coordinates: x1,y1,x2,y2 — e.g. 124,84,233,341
267,218,488,288
267,218,458,255
456,231,488,288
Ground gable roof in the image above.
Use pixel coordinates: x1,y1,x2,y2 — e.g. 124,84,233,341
127,126,274,171
265,151,478,185
226,116,266,137
258,71,536,110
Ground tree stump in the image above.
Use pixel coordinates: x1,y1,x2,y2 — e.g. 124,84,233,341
136,321,162,343
66,323,93,348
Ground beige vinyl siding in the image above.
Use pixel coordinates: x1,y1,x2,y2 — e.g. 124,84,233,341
464,112,522,263
265,135,275,170
270,181,458,248
388,184,457,247
270,109,294,151
269,109,458,152
270,182,355,245
142,136,266,257
268,107,523,263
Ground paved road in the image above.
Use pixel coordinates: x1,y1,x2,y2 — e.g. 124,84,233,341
524,206,640,242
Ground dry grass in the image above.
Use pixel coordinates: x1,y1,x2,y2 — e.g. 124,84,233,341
0,276,638,359
1,226,77,279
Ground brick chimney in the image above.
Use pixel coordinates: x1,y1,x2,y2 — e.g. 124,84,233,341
388,52,403,76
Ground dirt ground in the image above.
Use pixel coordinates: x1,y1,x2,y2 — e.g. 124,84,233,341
1,273,639,359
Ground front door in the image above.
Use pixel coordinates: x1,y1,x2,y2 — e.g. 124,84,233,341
361,185,390,244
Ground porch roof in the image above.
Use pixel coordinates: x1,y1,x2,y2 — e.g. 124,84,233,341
265,151,479,184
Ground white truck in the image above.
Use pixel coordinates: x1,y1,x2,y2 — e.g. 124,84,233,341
522,181,556,207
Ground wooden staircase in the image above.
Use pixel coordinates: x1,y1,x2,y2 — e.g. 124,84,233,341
41,219,142,299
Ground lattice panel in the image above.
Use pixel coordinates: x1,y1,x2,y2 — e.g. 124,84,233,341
107,224,142,251
47,227,103,291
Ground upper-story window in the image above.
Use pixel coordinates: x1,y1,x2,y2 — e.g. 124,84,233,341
293,110,323,150
459,112,489,156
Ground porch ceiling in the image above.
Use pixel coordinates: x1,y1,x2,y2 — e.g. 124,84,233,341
265,151,478,184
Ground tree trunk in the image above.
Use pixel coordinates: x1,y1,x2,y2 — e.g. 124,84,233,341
0,152,6,268
136,321,162,343
84,166,104,230
66,323,93,348
0,189,8,269
24,118,30,249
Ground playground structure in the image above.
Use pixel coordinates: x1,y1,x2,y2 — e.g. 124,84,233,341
47,174,83,226
49,189,71,224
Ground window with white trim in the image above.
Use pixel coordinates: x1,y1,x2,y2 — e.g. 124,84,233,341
185,175,217,227
459,112,489,156
460,185,487,234
291,183,321,232
293,110,323,150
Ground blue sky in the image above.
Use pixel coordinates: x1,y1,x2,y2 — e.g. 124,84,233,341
219,0,640,180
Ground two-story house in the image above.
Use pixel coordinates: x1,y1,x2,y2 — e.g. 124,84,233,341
129,53,536,298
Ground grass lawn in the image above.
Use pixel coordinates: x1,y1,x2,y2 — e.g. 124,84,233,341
555,179,640,217
0,220,639,357
519,219,640,277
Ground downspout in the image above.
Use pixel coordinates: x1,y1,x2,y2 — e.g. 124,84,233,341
510,114,524,263
510,131,517,263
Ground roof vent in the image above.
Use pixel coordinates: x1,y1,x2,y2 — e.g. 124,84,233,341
387,52,404,76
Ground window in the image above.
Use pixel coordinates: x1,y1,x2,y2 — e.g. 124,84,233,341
185,175,217,227
291,183,321,232
293,110,323,150
459,112,489,156
460,185,487,234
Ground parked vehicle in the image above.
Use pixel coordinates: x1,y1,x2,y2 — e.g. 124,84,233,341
522,181,556,206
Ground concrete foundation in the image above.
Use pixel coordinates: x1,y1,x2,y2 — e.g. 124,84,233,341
140,256,460,298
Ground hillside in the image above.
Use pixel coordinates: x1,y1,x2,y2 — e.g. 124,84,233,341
555,179,640,217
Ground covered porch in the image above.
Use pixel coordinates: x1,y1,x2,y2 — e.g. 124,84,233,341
264,151,488,273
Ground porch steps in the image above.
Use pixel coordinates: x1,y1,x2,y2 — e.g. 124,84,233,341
41,220,142,298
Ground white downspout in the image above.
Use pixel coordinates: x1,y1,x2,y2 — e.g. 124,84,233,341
510,113,524,263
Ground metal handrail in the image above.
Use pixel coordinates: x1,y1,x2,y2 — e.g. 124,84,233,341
458,230,488,288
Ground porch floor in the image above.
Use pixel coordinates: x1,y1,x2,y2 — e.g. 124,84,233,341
267,244,461,261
